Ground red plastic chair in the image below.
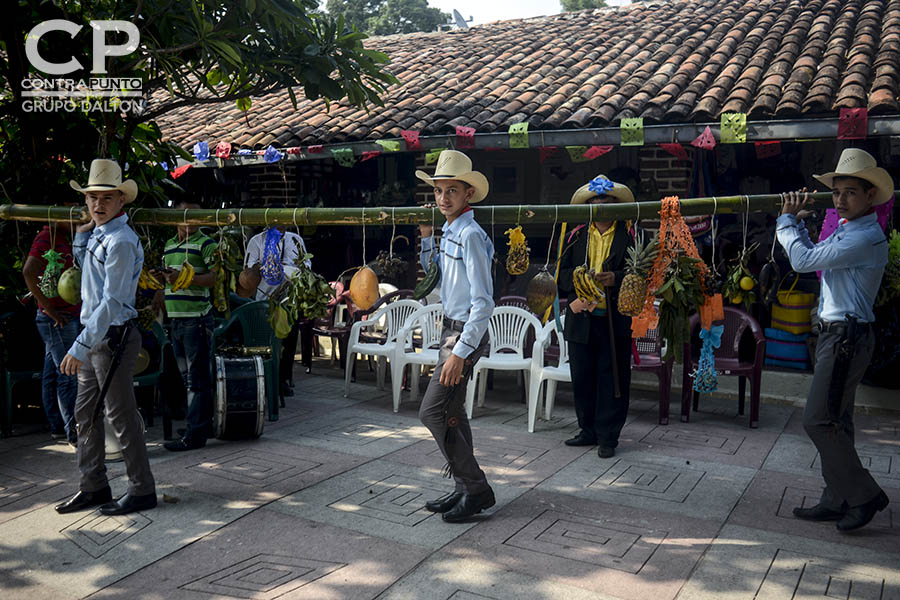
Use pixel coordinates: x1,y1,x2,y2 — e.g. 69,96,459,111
681,307,766,428
631,327,674,425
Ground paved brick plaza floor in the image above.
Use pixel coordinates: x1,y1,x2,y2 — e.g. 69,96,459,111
0,359,897,599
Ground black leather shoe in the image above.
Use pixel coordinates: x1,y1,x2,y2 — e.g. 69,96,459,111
425,491,463,513
564,433,596,447
836,491,889,532
442,488,496,523
598,446,615,458
164,438,206,452
99,492,157,516
792,503,845,521
55,487,112,514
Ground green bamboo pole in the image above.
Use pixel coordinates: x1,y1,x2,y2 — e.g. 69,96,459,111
0,192,870,226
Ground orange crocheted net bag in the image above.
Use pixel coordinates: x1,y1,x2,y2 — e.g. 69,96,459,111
631,196,724,338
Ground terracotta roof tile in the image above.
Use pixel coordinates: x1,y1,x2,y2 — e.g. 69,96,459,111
158,0,900,148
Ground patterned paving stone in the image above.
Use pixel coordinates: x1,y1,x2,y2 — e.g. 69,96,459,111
379,552,618,600
0,463,67,525
386,428,588,488
264,408,432,457
763,433,900,489
629,421,779,468
91,507,427,600
728,469,896,552
439,489,718,600
537,449,756,521
0,481,253,600
148,439,365,507
270,459,525,549
677,524,900,600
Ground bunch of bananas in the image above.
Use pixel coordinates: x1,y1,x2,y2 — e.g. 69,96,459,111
138,267,164,290
573,265,606,304
171,261,195,292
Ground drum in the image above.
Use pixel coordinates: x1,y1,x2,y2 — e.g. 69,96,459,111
214,355,265,440
105,411,146,463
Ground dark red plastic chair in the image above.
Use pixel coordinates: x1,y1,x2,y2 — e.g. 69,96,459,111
631,327,674,425
681,307,766,428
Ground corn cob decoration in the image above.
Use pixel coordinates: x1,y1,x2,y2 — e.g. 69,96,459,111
505,225,530,275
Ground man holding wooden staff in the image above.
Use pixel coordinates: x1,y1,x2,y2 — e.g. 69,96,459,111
777,148,891,531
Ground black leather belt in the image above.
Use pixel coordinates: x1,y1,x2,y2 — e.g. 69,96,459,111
442,316,466,332
820,320,871,334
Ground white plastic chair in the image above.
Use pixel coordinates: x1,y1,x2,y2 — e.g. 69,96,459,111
344,299,422,397
390,303,443,412
465,306,542,418
528,315,570,432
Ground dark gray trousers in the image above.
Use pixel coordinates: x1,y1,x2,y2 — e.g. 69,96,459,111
418,328,490,495
804,328,882,509
75,326,156,496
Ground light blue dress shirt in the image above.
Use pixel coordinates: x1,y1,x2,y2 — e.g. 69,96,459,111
776,212,887,323
420,210,495,358
69,214,143,362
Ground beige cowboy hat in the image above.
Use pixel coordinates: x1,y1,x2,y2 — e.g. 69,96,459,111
813,148,894,206
70,159,138,204
570,175,635,204
415,150,489,204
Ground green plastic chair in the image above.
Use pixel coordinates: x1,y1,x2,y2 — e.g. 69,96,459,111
211,300,281,421
133,321,172,438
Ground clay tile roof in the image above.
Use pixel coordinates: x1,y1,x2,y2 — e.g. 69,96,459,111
157,0,900,149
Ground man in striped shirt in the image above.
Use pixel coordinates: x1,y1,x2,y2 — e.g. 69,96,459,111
152,200,218,451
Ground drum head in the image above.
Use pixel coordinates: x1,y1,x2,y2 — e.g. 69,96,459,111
133,348,151,375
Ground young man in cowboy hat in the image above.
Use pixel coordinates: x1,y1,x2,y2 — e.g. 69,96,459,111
777,148,892,531
558,176,636,459
56,159,157,516
416,149,496,523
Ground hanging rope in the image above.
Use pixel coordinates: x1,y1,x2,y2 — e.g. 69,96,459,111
545,205,559,269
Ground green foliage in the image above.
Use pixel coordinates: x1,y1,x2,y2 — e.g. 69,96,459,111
560,0,608,11
326,0,448,35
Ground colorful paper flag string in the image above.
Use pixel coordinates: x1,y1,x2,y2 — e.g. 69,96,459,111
721,113,747,144
838,107,868,140
566,146,589,163
286,147,303,155
401,130,422,150
508,122,529,148
375,139,401,152
754,141,781,159
172,164,193,179
263,145,283,163
659,143,688,160
691,126,716,150
361,150,381,162
425,147,447,165
214,142,231,159
307,145,323,153
620,118,644,146
331,147,356,167
583,145,613,160
539,146,559,163
455,126,475,150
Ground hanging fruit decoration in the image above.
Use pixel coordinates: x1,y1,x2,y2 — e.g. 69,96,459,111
722,242,758,311
39,249,65,298
349,266,379,310
57,266,82,305
525,267,557,315
505,225,530,275
617,231,659,317
572,264,606,305
414,259,440,300
170,261,195,292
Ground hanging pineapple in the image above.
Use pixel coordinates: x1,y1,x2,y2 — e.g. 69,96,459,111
618,232,659,317
505,225,530,275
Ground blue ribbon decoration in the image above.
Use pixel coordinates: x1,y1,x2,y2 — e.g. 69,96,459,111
693,324,724,393
587,175,614,196
260,227,286,286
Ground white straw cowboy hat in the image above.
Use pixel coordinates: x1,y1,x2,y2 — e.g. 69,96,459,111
70,159,138,204
570,175,635,204
415,150,489,203
813,148,894,206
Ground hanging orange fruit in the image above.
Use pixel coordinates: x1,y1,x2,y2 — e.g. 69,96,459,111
350,266,379,310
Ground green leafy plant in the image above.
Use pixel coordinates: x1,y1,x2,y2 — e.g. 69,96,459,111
654,255,707,363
